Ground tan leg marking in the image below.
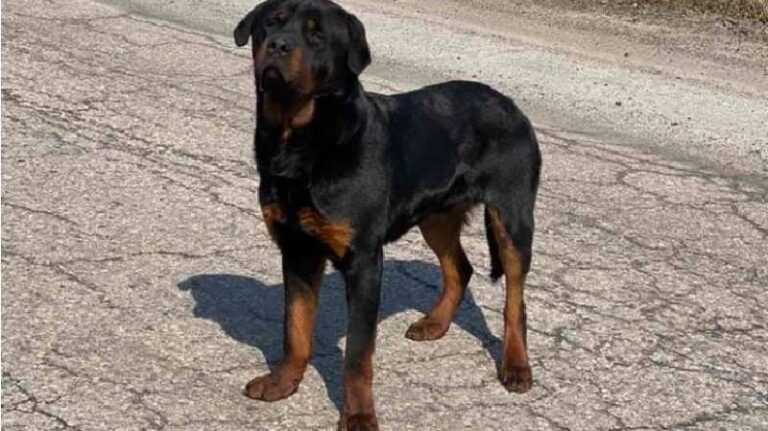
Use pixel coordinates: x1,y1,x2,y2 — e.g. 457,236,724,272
488,207,532,393
406,207,473,341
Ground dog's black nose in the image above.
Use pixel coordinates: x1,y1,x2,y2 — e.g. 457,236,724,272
267,37,293,56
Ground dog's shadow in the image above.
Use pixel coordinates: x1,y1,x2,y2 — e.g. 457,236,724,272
178,259,501,411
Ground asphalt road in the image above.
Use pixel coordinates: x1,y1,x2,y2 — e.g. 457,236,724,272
2,0,767,430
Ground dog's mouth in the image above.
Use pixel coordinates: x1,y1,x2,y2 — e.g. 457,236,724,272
259,65,286,92
258,59,317,98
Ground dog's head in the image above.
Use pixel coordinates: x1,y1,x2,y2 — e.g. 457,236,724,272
234,0,371,99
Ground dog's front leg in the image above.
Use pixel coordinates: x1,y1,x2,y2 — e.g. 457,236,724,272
338,248,383,431
245,247,326,401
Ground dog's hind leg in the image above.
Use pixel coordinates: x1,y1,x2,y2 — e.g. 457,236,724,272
406,206,474,341
486,202,534,393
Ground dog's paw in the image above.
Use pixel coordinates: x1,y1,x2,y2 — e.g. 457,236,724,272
244,372,300,402
338,413,379,431
405,316,449,341
499,364,533,393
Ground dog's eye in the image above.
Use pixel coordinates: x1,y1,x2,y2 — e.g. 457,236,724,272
306,18,324,39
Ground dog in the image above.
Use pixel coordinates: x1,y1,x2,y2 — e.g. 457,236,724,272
234,1,541,429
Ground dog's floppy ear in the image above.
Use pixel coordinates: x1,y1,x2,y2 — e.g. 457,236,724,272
234,3,269,47
345,13,371,75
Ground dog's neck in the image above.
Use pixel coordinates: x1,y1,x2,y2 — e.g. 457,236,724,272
258,92,316,143
254,80,370,182
256,79,367,143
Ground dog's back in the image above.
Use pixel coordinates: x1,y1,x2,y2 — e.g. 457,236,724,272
366,81,541,244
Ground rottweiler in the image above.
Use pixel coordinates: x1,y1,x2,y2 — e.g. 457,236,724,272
234,0,541,429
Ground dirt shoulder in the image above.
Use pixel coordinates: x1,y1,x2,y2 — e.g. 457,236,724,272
556,0,768,25
535,0,768,67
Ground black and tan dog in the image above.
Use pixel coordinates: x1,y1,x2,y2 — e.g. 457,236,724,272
234,0,541,429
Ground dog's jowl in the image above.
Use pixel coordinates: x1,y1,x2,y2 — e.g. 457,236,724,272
234,0,541,429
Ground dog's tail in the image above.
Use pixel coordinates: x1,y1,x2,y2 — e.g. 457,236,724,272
485,207,504,282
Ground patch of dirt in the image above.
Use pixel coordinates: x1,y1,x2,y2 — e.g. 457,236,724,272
433,0,768,95
454,1,768,45
574,0,768,23
536,0,768,40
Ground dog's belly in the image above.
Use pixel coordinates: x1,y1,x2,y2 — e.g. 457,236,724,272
384,170,477,243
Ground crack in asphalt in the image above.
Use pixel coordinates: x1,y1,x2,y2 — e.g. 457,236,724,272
2,372,84,431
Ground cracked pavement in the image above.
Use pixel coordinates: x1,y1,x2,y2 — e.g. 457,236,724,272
2,0,767,430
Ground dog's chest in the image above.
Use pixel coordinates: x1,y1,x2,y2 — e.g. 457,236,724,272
260,203,354,258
